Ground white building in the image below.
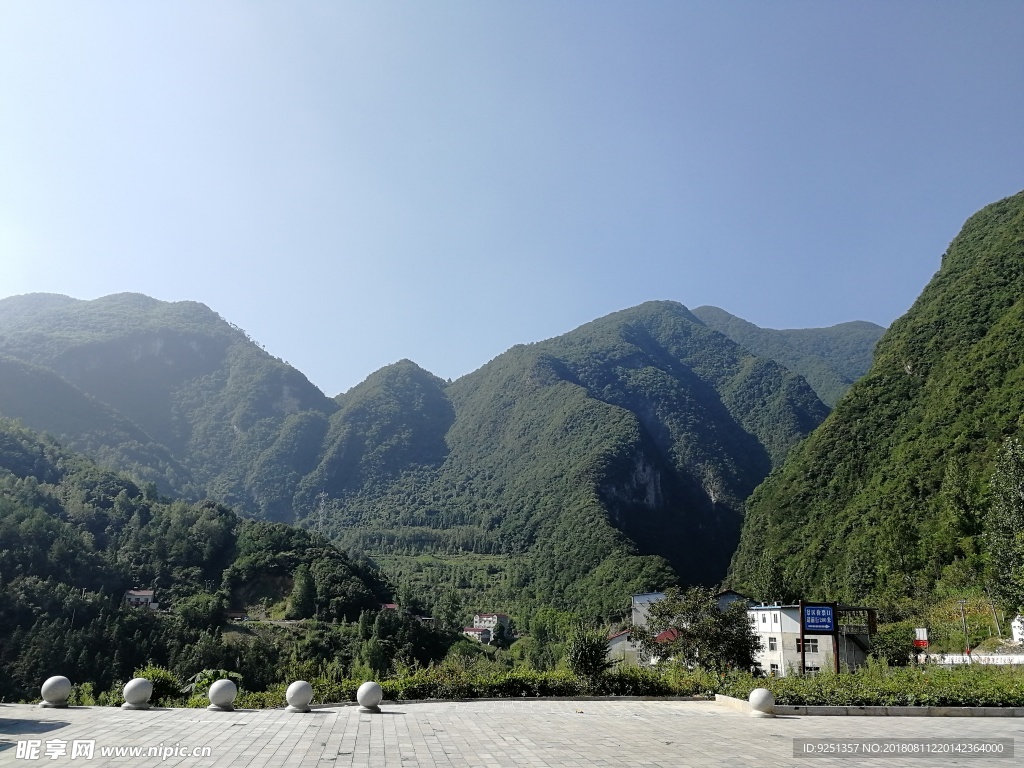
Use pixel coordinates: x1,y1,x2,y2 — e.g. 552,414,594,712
462,627,491,643
473,613,510,632
125,589,158,610
630,593,665,628
606,630,634,663
748,604,874,677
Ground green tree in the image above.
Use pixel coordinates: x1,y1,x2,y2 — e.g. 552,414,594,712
286,565,316,620
631,586,761,673
869,621,915,667
176,592,226,631
357,610,373,640
564,626,613,680
749,551,787,604
432,588,463,631
986,437,1024,611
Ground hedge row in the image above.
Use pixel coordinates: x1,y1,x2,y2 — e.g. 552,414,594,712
718,663,1024,708
71,662,1024,709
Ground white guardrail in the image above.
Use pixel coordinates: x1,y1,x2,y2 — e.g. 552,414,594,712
924,653,1024,665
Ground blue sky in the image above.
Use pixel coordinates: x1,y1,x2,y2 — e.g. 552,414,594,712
2,2,1022,394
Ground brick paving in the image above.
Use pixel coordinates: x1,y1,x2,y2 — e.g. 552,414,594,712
1,699,1021,767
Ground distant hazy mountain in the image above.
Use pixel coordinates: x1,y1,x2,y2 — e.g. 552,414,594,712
691,306,885,407
0,294,827,617
728,189,1024,605
0,291,338,509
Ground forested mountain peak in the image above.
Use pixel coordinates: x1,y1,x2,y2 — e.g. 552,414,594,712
0,292,336,506
691,305,885,406
0,292,81,327
728,188,1024,608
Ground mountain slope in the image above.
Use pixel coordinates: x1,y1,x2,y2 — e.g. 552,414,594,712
0,417,388,701
0,292,338,514
728,189,1024,605
691,306,884,406
320,301,828,617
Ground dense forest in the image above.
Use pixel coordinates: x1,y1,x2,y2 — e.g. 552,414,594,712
0,417,469,702
0,297,831,619
729,189,1024,615
691,306,884,407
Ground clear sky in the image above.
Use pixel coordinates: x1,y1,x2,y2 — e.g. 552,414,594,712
2,2,1022,395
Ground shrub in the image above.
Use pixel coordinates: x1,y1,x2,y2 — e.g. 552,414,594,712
133,665,184,705
68,682,96,706
564,627,614,681
870,622,915,666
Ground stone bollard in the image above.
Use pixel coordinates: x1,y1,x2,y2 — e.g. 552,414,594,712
285,680,313,713
748,687,775,718
356,681,383,713
121,678,154,710
207,679,238,711
39,676,72,708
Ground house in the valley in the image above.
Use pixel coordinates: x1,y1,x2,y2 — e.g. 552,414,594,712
606,630,633,663
462,626,492,644
473,613,510,632
125,589,158,610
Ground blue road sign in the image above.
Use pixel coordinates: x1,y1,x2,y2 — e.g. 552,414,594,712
803,605,834,632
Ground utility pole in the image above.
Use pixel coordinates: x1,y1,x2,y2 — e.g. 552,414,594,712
987,594,1003,638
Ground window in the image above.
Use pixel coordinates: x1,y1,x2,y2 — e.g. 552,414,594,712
796,638,818,653
768,637,777,651
770,664,779,675
773,613,778,623
761,614,767,623
804,666,820,675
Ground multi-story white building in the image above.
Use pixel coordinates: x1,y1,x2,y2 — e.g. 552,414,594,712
630,593,665,628
473,613,510,632
748,604,874,677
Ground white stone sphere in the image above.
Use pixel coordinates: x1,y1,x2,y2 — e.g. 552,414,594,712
122,678,153,709
40,676,72,706
286,680,313,712
207,679,238,710
356,681,383,710
748,687,775,717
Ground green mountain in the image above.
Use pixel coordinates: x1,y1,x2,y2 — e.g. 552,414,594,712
0,295,828,619
0,417,389,701
301,301,828,617
0,291,339,511
728,189,1024,608
691,306,885,407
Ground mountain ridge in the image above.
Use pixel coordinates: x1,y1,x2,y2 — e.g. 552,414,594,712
691,305,885,407
0,294,835,617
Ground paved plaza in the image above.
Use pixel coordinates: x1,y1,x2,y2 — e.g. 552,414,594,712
1,698,1022,768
